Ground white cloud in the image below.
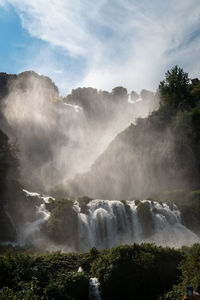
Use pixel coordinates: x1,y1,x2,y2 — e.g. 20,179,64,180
5,0,200,94
0,0,7,8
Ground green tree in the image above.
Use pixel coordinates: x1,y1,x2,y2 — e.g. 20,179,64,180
159,66,191,110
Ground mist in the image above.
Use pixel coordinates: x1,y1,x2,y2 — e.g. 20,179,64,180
0,71,158,194
68,109,198,201
1,68,199,254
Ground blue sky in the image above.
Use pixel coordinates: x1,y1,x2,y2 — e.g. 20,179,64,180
0,0,200,95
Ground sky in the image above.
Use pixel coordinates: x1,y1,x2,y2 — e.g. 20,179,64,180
0,0,200,96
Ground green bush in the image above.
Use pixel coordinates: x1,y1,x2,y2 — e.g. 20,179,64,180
161,244,200,299
90,244,183,300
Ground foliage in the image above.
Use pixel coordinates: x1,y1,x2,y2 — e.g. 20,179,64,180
159,65,191,110
161,244,200,300
0,244,185,300
73,65,200,199
42,199,78,247
79,247,99,274
163,190,200,235
0,251,88,300
90,244,183,300
1,66,200,299
78,196,93,213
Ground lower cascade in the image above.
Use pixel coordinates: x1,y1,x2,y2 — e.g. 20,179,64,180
89,278,101,300
4,189,200,251
73,199,199,251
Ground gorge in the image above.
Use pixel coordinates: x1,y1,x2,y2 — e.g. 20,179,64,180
0,67,200,299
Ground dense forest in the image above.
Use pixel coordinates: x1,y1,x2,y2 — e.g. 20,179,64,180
0,243,200,300
0,66,200,299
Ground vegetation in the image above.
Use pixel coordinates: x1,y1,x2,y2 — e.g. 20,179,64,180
0,129,19,242
162,189,200,235
0,243,184,300
0,66,200,298
78,196,93,213
0,243,200,299
69,66,200,200
43,199,78,247
159,65,191,110
160,244,200,299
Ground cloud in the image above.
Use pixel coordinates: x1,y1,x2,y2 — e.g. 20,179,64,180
4,0,200,94
0,0,6,7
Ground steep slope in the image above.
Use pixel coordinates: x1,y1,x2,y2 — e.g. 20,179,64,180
68,113,198,199
0,71,158,194
67,68,200,200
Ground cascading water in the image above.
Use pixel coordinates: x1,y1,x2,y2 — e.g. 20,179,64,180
17,190,52,246
18,203,50,246
74,199,200,251
89,278,101,300
77,266,101,300
5,190,199,251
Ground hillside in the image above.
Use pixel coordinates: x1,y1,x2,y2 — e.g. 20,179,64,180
0,67,200,300
67,67,200,200
0,71,158,193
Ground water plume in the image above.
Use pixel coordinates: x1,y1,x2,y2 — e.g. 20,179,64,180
1,72,158,195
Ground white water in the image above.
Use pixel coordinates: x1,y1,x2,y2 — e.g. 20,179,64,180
2,204,18,246
18,204,50,246
4,203,16,230
74,200,200,251
17,190,52,245
89,277,101,300
6,190,199,251
23,189,54,203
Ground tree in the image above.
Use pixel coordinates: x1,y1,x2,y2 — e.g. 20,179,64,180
112,87,128,101
159,66,191,110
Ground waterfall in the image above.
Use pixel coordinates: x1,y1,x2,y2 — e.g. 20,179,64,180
2,204,18,246
74,200,200,251
18,203,50,246
23,189,54,203
148,201,198,248
4,204,16,230
77,266,101,299
74,200,136,251
17,190,52,246
6,189,199,251
89,277,101,300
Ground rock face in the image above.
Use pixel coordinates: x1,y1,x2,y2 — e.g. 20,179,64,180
0,207,16,242
0,127,45,244
0,71,59,102
43,199,78,250
0,71,63,192
0,71,159,195
137,201,155,238
0,181,44,244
